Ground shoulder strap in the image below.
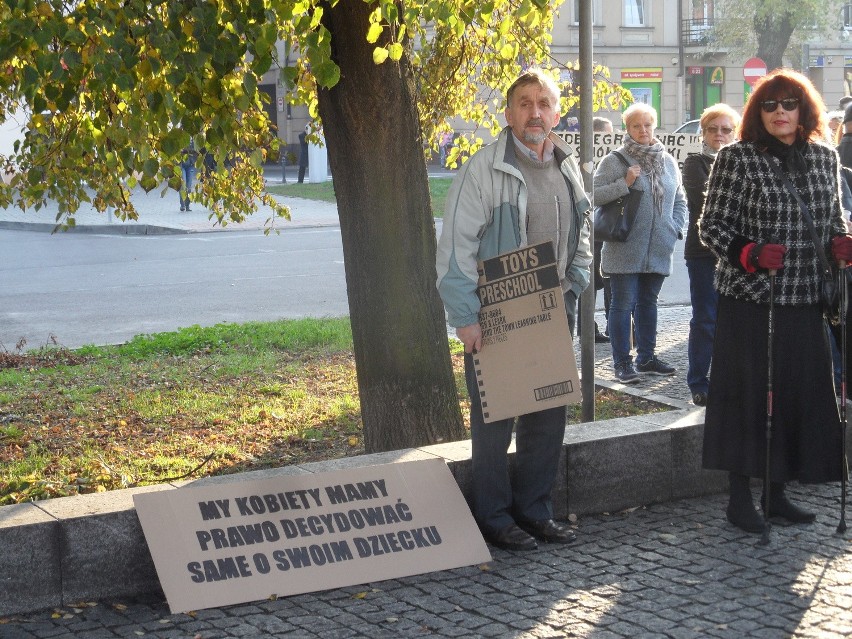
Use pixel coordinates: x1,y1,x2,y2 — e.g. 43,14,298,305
612,150,630,167
761,151,833,276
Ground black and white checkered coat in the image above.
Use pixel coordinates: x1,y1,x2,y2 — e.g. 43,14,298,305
699,140,846,306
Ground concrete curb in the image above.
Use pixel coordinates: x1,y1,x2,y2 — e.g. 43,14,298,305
1,403,727,616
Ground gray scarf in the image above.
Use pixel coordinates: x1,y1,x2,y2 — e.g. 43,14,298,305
623,134,666,216
701,141,719,160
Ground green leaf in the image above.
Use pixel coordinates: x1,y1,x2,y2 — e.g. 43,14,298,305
372,47,389,64
388,42,403,61
142,158,159,178
313,60,340,87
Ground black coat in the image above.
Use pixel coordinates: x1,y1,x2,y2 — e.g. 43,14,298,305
681,152,714,260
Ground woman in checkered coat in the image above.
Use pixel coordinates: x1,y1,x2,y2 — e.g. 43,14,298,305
699,68,852,534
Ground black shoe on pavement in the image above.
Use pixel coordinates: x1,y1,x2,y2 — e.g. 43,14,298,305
726,501,765,533
692,392,707,406
180,205,185,212
483,523,538,551
636,356,676,376
594,329,610,343
517,519,576,544
614,362,640,384
762,495,816,524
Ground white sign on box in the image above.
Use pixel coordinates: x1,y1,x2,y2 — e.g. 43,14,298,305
134,458,491,613
473,241,581,423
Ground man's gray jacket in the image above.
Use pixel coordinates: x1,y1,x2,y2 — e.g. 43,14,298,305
436,127,592,328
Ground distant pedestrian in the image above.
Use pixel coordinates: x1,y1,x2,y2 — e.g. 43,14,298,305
298,128,309,184
179,138,197,212
700,68,851,533
681,103,739,406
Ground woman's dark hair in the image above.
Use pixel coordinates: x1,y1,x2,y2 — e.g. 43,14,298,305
738,68,827,144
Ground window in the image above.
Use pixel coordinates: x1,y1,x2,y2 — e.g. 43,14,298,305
624,0,646,26
572,0,600,25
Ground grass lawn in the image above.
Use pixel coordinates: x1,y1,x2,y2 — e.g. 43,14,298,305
266,176,453,217
0,319,667,505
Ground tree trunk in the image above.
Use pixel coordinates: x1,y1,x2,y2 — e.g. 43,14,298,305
315,1,466,453
754,13,795,72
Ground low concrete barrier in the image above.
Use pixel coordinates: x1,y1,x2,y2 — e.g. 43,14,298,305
2,405,821,616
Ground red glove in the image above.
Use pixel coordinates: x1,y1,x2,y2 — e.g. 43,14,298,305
740,242,787,272
831,234,852,263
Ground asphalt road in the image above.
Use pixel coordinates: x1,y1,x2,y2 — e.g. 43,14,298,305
0,227,349,351
0,226,690,352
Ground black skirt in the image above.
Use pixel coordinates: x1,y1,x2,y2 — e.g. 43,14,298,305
702,295,843,483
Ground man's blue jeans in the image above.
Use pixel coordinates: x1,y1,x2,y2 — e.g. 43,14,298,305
608,272,666,366
686,257,718,394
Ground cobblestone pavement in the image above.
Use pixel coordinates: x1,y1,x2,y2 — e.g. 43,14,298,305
584,305,695,406
2,482,850,639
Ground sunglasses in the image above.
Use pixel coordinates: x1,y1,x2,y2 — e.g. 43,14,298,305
705,125,734,135
760,98,800,113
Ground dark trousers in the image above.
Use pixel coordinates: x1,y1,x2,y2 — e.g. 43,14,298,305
464,353,567,533
298,165,307,183
686,256,718,394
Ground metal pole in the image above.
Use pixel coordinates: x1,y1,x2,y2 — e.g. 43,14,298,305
839,263,848,534
578,0,596,422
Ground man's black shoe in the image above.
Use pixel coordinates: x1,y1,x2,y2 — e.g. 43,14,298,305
484,523,538,551
517,519,577,544
692,392,707,406
594,330,610,343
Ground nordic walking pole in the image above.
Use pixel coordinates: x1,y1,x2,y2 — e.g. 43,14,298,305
760,264,777,546
839,261,848,534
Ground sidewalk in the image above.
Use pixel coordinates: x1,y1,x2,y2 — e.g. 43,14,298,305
0,167,341,234
2,482,849,638
1,174,850,638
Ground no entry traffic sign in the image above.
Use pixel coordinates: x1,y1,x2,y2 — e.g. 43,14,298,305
743,57,767,87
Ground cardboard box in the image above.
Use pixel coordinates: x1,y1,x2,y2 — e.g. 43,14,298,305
473,241,581,423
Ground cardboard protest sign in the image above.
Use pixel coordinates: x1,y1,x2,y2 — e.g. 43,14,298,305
134,458,491,613
556,131,702,169
473,241,580,423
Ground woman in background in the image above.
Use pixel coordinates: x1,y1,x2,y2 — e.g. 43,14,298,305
682,103,740,406
593,103,687,384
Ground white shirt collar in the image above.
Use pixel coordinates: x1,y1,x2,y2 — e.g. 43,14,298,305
511,131,555,162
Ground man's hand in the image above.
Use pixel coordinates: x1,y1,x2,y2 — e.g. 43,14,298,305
456,323,482,354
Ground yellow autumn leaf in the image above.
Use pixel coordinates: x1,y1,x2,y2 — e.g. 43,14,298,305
353,591,368,599
348,435,359,447
366,23,382,43
499,43,515,60
388,43,403,61
372,47,389,64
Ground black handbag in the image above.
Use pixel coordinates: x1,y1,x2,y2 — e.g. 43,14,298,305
763,152,844,324
593,151,643,242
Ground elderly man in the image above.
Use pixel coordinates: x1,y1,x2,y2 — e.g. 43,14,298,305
436,68,592,551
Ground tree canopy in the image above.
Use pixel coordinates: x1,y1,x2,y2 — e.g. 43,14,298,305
0,0,626,228
711,0,845,71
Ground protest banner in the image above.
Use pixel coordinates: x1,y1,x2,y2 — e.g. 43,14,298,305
555,131,702,169
134,458,491,613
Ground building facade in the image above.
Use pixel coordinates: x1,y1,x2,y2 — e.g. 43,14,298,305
259,1,852,155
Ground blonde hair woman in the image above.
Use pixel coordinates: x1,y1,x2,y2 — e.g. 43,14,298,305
593,103,687,383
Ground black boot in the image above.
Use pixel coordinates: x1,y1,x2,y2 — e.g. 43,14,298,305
762,482,816,524
726,473,765,533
